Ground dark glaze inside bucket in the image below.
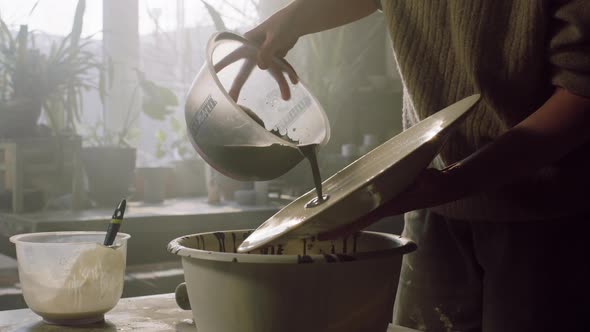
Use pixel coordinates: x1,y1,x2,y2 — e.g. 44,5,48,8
171,230,416,264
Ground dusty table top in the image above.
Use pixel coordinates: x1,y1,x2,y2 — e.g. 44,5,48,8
0,293,420,332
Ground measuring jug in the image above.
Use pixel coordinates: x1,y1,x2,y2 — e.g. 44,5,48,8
185,32,330,181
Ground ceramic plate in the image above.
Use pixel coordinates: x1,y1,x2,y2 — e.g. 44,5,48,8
238,94,481,252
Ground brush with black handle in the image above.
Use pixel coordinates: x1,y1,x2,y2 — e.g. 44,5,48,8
104,199,127,246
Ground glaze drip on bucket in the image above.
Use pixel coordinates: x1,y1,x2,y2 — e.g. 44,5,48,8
169,230,402,258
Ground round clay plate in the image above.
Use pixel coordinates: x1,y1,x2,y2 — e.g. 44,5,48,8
238,94,481,253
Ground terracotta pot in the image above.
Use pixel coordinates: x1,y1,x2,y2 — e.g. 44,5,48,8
172,159,207,197
81,147,136,206
136,167,171,203
204,165,242,203
0,99,42,138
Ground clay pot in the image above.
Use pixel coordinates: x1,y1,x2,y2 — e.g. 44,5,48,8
0,98,42,138
81,147,136,206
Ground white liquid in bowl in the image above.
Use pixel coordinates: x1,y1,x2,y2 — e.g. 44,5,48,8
20,243,125,322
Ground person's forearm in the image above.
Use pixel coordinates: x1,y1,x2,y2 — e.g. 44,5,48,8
284,0,379,37
446,87,590,197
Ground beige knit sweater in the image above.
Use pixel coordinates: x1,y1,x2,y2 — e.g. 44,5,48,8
381,0,590,221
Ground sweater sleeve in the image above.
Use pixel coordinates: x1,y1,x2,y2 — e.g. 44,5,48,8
549,0,590,97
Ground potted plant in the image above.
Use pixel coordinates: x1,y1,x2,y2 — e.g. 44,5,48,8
154,116,208,198
0,0,101,138
82,70,178,206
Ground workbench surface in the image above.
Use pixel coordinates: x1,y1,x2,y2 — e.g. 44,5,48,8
0,293,420,332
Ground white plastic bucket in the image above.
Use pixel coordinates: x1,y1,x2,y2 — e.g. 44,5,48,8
168,229,416,332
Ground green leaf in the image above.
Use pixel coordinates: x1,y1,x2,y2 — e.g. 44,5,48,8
70,0,86,48
107,56,114,88
98,65,106,104
0,17,14,46
75,88,84,122
142,100,175,120
170,116,183,132
54,33,71,59
156,85,178,106
155,129,166,143
135,70,178,120
28,1,41,17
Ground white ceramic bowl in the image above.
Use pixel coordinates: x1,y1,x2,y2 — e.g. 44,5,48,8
185,32,330,181
10,231,130,325
168,229,416,332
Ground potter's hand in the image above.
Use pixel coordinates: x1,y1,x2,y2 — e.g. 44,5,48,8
213,44,298,102
214,0,381,101
214,8,299,101
317,167,462,240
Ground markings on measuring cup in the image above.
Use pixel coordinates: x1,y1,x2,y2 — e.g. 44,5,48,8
273,96,312,134
190,94,218,134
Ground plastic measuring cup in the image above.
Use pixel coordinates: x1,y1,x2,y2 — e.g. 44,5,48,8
185,32,330,181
